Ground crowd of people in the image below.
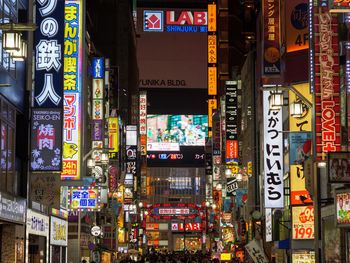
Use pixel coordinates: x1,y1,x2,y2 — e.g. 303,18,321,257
112,250,241,263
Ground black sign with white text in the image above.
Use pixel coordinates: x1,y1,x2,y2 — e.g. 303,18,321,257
30,108,63,171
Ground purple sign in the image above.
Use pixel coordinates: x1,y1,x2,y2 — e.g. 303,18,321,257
30,108,63,171
92,120,103,140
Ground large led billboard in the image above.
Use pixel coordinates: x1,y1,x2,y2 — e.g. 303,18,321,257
147,114,208,151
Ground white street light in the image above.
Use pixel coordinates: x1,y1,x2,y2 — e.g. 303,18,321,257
269,92,283,110
2,31,21,53
87,158,95,169
290,101,303,117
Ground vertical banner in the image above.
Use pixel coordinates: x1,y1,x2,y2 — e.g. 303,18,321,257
290,165,313,205
263,91,283,208
314,7,340,160
225,81,238,161
108,117,119,160
265,208,272,242
139,92,147,135
262,0,281,75
30,109,63,171
34,0,64,108
62,0,82,180
286,0,309,53
289,83,312,132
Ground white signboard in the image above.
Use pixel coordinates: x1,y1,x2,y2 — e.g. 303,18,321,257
27,209,49,236
265,208,272,242
263,91,284,208
50,216,68,246
245,239,269,263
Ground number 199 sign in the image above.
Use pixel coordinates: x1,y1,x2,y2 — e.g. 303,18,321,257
292,205,314,239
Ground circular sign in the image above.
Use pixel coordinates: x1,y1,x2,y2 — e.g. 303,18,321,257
88,243,96,251
91,226,102,237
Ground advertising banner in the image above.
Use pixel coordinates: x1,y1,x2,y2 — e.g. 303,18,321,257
140,92,147,135
335,191,350,226
292,205,314,239
289,132,312,165
108,165,118,192
208,67,217,95
292,251,315,263
62,0,82,180
289,83,312,132
314,7,340,160
226,177,238,197
26,209,50,237
108,117,119,159
290,165,312,205
92,120,103,141
245,239,269,263
265,208,272,242
208,3,216,32
0,192,26,223
225,81,238,141
92,78,104,99
328,152,350,183
69,187,100,211
50,216,68,246
262,0,281,75
329,0,350,12
34,0,64,108
30,173,61,209
30,109,63,171
286,0,309,52
263,91,283,208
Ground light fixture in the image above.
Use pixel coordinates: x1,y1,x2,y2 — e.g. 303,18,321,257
269,92,284,111
87,158,95,169
216,183,222,190
101,152,109,164
290,101,303,117
236,173,243,182
205,201,210,207
117,191,122,198
144,210,149,216
317,162,327,168
211,204,217,210
138,202,143,208
2,31,21,53
225,168,232,177
10,39,27,61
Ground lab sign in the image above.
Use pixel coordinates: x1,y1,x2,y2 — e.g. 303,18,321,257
171,223,202,231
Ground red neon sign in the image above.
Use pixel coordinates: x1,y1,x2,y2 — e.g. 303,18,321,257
314,8,340,160
166,11,207,25
148,203,201,219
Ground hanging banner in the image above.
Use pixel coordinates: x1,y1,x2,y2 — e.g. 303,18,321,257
226,178,238,197
62,0,83,180
92,120,103,141
245,239,269,263
31,173,61,209
289,83,312,132
289,132,312,165
262,0,281,75
292,205,314,239
314,7,340,160
265,208,272,242
290,165,313,205
30,109,63,171
225,81,238,141
139,92,147,135
34,0,64,108
263,91,283,208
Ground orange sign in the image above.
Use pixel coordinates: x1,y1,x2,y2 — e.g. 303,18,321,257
147,240,159,246
292,205,314,239
208,35,217,63
208,4,216,32
286,0,308,52
226,140,238,159
208,67,217,95
146,223,159,231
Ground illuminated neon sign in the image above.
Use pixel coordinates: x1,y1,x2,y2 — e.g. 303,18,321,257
69,187,100,211
171,223,202,231
148,203,200,220
62,0,82,180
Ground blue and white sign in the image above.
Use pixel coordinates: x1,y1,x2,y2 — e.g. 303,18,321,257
93,58,104,79
34,0,64,108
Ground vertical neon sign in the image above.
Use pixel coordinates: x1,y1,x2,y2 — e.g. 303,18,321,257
62,0,82,180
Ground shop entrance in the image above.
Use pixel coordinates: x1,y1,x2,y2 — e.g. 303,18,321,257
174,235,202,251
28,234,46,263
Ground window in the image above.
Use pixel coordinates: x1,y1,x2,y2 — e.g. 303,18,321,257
0,98,16,194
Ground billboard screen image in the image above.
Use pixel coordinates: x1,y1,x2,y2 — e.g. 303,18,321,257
147,115,208,151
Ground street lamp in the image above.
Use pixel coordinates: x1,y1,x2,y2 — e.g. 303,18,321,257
268,91,284,110
0,21,37,60
290,101,303,117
